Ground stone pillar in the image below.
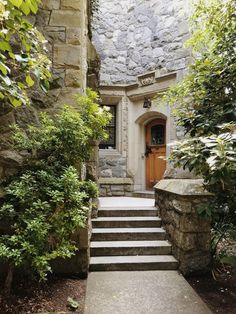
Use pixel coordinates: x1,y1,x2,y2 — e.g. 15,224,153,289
154,179,212,275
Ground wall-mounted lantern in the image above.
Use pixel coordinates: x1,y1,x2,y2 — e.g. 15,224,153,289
143,97,152,109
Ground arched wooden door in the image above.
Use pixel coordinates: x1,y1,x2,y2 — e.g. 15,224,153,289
145,119,166,189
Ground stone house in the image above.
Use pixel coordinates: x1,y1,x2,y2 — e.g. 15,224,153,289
92,0,193,196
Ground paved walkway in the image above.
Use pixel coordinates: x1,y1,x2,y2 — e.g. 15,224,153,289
85,197,212,314
85,271,212,314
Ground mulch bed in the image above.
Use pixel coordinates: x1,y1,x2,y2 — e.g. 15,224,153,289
0,274,87,314
0,267,235,314
186,266,236,314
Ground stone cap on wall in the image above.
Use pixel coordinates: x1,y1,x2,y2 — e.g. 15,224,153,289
99,177,133,185
154,179,212,196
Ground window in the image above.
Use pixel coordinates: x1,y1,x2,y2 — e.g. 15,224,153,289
151,125,165,145
99,105,116,149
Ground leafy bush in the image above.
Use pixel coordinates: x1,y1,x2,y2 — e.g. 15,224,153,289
164,0,236,219
0,91,111,293
0,0,51,107
0,167,88,280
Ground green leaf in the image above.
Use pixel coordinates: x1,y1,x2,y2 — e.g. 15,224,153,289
0,41,12,52
20,2,30,15
221,256,236,266
8,52,16,59
10,97,22,107
9,0,23,8
0,62,9,75
67,297,79,310
40,79,50,92
26,74,34,87
29,0,38,14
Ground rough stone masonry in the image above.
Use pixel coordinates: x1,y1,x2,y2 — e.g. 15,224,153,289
93,0,191,85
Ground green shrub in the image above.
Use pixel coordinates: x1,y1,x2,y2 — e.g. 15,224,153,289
163,0,236,219
0,91,111,293
0,167,88,280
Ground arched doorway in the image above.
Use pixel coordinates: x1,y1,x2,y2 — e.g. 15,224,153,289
145,119,166,189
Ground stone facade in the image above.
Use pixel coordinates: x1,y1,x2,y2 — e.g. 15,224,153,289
92,0,193,195
155,179,212,274
93,0,191,85
97,72,181,195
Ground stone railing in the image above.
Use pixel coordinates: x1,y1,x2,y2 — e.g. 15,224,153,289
154,179,212,275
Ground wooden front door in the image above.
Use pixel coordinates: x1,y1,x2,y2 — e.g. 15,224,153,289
145,119,166,189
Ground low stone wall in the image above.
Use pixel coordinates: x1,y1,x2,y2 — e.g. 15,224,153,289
155,179,212,275
99,177,134,196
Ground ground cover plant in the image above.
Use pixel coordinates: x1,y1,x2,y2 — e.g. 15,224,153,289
164,0,236,267
0,90,111,294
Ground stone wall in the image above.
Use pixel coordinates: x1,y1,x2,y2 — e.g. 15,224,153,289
0,0,100,183
93,0,191,85
99,177,134,197
155,179,212,275
99,156,127,178
0,0,95,180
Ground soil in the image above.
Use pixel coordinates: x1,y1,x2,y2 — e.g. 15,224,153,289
186,266,236,314
0,268,235,314
0,274,87,314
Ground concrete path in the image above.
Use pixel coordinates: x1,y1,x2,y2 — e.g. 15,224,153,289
84,271,212,314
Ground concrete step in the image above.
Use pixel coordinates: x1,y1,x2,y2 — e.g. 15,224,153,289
90,240,172,256
98,207,157,217
92,216,161,228
90,255,178,271
91,227,166,241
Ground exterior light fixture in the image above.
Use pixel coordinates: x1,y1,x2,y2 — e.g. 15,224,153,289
143,97,152,108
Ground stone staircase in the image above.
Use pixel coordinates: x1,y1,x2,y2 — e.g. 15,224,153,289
89,203,178,271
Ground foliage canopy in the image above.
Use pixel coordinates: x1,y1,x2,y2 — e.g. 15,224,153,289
164,0,236,218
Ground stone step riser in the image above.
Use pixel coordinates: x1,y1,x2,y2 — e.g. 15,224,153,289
98,210,157,217
91,232,166,241
90,261,178,272
132,193,155,199
92,220,161,228
91,246,172,256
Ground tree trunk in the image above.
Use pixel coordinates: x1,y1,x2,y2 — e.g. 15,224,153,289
4,264,14,295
